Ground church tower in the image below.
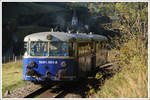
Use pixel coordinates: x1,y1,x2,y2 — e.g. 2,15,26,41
71,9,78,26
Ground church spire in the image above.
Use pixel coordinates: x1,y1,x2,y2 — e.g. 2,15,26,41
71,9,78,26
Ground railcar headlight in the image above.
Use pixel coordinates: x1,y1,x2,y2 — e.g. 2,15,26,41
46,72,51,78
25,65,29,68
47,34,53,40
30,61,35,67
61,61,67,67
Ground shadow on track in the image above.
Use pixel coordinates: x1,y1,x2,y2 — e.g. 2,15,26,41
51,62,121,98
24,62,121,98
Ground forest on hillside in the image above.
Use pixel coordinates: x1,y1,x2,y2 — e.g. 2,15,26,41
2,2,148,57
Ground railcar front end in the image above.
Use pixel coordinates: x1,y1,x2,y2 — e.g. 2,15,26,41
23,57,76,81
23,40,77,81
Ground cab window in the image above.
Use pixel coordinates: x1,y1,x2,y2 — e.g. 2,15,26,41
49,42,68,56
30,42,48,56
24,42,29,56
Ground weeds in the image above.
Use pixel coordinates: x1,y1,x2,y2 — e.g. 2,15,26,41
89,36,148,98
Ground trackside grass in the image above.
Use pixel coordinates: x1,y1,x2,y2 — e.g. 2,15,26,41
89,38,148,98
2,61,30,96
93,60,148,98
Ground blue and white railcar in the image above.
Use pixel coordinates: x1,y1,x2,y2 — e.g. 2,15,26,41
23,32,108,81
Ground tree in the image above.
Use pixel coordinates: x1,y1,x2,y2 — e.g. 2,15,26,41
115,2,148,51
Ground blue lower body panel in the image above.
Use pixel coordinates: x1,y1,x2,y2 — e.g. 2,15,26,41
23,57,76,81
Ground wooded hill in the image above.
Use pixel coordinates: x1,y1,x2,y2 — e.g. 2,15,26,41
2,2,117,56
3,2,148,58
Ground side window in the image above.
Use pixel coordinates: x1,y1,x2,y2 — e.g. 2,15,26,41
102,41,106,49
78,42,91,56
96,41,99,51
100,41,103,48
100,41,105,49
24,42,29,56
102,42,104,49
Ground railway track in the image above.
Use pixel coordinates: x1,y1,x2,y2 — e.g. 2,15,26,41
23,62,115,98
4,62,115,98
24,82,57,98
24,81,83,98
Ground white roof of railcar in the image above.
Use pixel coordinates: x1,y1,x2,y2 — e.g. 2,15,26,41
24,32,107,42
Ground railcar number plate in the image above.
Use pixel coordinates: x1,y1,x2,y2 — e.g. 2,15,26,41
39,61,58,64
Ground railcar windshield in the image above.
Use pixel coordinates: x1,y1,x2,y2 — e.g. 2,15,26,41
30,42,48,56
49,42,68,56
24,41,74,57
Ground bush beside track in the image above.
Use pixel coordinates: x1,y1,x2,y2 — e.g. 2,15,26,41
88,37,148,98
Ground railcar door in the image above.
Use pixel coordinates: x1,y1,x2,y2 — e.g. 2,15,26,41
77,42,93,78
